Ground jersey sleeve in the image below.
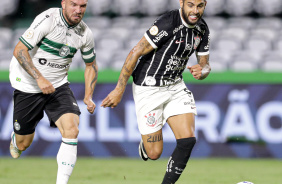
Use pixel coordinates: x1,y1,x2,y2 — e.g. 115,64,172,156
81,28,96,63
196,23,210,56
19,10,53,50
144,13,174,49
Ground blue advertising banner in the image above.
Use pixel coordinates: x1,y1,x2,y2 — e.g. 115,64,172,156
0,82,282,158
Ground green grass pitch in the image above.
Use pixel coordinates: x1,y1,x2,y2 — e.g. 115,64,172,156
0,157,281,184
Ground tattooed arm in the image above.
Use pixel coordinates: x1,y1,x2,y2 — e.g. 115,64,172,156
13,41,55,94
84,59,98,114
187,54,211,80
101,36,154,108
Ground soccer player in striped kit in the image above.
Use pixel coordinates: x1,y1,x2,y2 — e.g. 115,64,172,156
9,0,97,183
102,0,210,183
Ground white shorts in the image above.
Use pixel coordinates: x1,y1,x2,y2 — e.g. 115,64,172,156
132,80,197,135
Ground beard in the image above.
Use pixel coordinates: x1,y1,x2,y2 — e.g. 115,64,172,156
64,11,82,26
181,7,203,25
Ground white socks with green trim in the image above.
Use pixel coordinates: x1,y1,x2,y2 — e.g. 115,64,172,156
56,137,78,184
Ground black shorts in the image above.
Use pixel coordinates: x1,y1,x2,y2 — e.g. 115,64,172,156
13,83,81,135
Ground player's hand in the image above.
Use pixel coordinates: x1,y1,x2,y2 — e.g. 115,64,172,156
101,88,124,108
187,64,202,80
36,77,55,94
84,98,96,114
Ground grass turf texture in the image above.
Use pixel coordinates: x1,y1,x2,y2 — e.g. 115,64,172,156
0,70,281,83
0,158,281,184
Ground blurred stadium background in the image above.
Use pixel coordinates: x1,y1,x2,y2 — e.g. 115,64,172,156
0,0,282,159
1,0,282,71
0,0,282,183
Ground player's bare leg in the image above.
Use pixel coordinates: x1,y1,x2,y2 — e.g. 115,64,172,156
162,113,196,184
140,129,163,160
55,113,79,184
10,132,34,158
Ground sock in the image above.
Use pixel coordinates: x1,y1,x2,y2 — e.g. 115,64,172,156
56,138,78,184
12,132,20,150
161,137,196,184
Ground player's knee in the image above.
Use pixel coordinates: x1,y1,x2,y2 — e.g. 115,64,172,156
147,148,162,160
62,126,79,139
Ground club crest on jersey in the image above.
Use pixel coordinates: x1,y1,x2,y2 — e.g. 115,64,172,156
59,45,70,57
149,25,159,36
194,35,201,49
145,113,157,127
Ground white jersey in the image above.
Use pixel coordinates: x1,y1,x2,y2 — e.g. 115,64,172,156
9,8,96,93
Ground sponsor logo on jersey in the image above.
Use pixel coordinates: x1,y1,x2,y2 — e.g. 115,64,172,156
153,30,168,43
25,30,34,39
145,76,156,86
14,120,21,131
149,25,159,36
59,45,70,57
38,58,70,69
204,33,211,50
185,43,192,51
162,77,181,86
165,56,187,72
173,24,184,34
47,62,70,69
33,15,49,30
175,40,184,44
39,58,47,65
145,113,157,127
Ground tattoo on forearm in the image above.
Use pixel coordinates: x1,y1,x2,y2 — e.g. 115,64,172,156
139,39,151,51
124,64,130,73
17,49,40,79
147,133,163,143
197,55,209,66
117,37,151,90
117,51,135,89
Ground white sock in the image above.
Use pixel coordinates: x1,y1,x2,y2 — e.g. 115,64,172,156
56,138,78,184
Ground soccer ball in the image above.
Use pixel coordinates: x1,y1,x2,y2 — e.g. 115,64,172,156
237,181,254,184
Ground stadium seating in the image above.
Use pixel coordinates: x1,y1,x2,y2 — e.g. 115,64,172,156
204,0,225,16
0,0,282,72
225,0,255,16
254,0,282,16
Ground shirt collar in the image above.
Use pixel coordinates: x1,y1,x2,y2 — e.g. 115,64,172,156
60,8,78,29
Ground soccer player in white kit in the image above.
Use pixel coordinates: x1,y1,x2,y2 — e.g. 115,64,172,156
9,0,97,183
102,0,210,183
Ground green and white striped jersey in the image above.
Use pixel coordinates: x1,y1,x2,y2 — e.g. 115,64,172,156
10,8,96,93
